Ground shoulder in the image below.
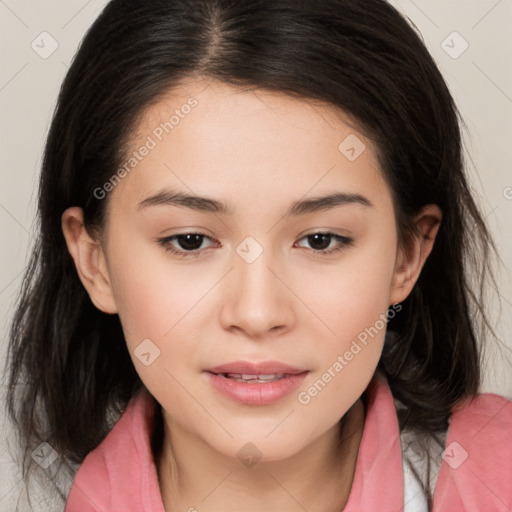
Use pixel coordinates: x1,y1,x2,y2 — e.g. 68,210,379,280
64,389,159,511
452,390,512,428
433,391,512,511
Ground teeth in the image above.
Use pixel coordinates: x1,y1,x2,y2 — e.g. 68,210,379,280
251,374,281,380
224,373,286,382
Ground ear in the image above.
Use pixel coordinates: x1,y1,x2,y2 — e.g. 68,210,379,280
61,207,118,314
389,204,442,305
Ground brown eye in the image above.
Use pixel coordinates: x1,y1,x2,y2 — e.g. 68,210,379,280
295,232,354,255
158,232,217,258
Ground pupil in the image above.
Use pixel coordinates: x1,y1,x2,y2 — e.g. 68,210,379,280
309,233,330,250
178,234,203,251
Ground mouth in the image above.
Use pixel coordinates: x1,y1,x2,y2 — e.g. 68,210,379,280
214,373,298,383
205,360,308,378
204,361,309,405
205,361,308,376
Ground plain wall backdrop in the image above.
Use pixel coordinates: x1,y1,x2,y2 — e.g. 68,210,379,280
1,0,511,510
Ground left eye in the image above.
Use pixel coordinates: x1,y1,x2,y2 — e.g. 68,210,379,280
295,232,354,254
158,231,354,258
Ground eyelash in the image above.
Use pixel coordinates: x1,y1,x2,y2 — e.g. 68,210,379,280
157,231,354,259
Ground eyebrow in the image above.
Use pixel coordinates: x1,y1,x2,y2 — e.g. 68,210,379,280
137,189,373,216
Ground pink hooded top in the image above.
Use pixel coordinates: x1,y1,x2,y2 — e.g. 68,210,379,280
64,373,512,511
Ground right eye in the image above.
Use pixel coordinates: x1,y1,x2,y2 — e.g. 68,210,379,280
158,232,218,258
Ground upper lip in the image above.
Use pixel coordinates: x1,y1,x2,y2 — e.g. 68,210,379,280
206,361,308,375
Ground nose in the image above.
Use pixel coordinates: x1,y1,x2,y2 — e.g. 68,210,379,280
219,243,296,340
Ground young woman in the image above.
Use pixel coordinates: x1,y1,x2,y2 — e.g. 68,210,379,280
5,0,512,511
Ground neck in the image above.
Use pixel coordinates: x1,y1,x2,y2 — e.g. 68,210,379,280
156,398,365,512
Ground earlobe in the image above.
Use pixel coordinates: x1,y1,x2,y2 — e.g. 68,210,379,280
61,207,118,314
389,204,442,305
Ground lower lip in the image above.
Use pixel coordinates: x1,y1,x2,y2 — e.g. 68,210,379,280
205,372,309,405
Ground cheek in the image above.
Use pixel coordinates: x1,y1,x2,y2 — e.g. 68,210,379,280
304,230,397,347
106,235,222,391
110,265,178,344
105,236,195,357
108,258,204,405
293,231,397,410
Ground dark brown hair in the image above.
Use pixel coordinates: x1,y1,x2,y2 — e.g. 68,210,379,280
5,0,502,507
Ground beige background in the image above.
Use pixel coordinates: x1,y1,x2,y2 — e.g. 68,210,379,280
1,0,511,509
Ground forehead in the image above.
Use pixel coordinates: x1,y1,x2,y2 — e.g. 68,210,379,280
110,77,390,215
138,77,359,135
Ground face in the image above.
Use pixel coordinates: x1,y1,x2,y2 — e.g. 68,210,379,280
68,78,426,463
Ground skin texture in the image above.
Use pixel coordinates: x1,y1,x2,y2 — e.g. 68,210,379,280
62,78,442,512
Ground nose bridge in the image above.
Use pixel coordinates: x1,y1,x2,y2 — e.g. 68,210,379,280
235,234,283,306
221,234,294,335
